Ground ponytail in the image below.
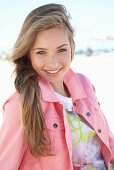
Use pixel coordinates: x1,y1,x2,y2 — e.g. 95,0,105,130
14,56,54,157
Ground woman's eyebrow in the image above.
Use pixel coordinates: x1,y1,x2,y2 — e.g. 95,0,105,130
56,43,68,49
32,47,46,50
32,44,68,50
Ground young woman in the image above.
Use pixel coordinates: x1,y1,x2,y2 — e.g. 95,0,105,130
0,3,114,170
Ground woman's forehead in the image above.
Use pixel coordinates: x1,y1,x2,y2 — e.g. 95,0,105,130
31,27,70,49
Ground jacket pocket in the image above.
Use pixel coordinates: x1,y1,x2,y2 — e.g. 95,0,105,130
44,117,66,152
45,117,65,131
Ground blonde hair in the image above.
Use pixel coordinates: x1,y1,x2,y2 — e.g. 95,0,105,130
11,3,75,158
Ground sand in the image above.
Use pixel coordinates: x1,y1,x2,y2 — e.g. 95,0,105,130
0,53,114,133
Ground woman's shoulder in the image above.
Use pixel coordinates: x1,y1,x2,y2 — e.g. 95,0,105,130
1,92,22,130
2,91,20,113
75,72,96,93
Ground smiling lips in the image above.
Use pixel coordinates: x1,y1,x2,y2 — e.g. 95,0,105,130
44,68,62,75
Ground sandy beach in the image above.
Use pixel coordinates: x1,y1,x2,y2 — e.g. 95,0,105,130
0,53,114,133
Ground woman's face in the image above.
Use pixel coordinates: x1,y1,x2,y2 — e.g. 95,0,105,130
29,27,72,90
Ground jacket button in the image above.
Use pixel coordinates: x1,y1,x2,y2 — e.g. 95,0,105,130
53,123,58,128
98,102,100,105
87,112,91,116
98,129,102,133
73,102,76,106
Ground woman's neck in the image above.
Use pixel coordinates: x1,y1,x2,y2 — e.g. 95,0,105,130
52,83,70,98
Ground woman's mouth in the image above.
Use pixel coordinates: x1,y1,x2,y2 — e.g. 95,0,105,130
44,68,62,75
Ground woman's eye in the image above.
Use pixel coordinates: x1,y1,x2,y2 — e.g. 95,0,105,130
58,49,67,53
37,51,46,55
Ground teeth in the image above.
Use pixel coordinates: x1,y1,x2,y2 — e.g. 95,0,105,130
46,70,60,74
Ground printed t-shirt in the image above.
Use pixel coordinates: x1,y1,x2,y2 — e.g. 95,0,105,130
55,92,107,170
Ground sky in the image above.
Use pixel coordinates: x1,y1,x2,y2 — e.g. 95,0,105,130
0,0,114,51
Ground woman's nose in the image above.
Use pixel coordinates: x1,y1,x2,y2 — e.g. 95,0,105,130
48,54,59,66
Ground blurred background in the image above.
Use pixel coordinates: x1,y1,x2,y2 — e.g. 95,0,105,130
0,0,114,132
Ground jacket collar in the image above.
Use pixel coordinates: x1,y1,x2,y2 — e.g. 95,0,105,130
38,68,86,102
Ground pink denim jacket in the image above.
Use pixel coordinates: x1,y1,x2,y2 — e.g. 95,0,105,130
0,68,114,170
